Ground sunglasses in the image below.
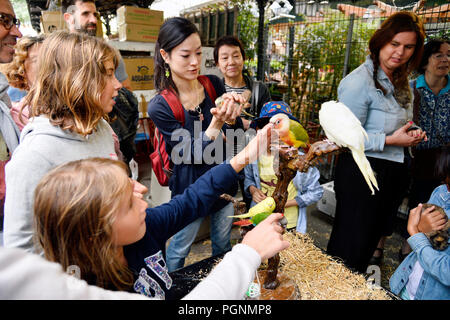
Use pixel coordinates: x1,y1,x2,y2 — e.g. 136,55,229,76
0,12,20,30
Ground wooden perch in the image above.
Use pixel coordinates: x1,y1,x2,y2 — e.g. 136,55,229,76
263,140,342,289
221,140,343,290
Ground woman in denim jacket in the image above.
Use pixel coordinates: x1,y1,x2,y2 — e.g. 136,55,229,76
390,146,450,300
326,12,427,273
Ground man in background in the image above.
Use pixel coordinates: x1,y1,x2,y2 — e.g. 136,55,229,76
62,0,132,91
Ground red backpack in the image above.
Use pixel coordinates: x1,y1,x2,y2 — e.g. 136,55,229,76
150,75,217,186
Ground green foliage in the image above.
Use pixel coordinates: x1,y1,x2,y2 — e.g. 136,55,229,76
427,29,450,41
270,59,285,72
12,0,31,25
230,0,259,61
287,14,377,126
295,13,376,79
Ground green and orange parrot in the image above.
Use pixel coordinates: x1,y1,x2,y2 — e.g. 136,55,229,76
270,113,309,149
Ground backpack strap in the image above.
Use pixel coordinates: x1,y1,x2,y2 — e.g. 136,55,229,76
197,75,217,102
160,88,185,126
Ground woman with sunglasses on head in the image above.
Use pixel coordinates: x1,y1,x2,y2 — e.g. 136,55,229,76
326,12,427,273
398,39,450,260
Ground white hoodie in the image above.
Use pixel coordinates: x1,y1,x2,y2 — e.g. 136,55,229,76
3,116,117,252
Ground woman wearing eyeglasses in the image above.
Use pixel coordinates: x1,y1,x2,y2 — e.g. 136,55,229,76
399,39,450,260
326,12,427,273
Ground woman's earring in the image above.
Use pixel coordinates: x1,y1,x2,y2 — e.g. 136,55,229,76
165,64,170,78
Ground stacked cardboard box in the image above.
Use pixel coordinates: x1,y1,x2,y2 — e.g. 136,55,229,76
117,6,163,43
122,57,154,91
40,11,67,34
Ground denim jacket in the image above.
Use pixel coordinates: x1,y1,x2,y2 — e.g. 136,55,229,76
338,56,413,163
243,153,323,233
389,184,450,300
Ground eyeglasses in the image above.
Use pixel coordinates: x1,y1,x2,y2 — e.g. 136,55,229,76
431,53,450,61
0,12,20,30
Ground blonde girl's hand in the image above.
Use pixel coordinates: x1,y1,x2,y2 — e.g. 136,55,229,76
241,213,290,260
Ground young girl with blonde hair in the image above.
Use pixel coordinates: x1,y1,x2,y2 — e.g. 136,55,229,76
34,124,288,299
3,31,126,252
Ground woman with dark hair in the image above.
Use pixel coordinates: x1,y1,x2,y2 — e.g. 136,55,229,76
147,17,247,272
326,12,427,273
213,35,271,129
399,39,450,260
213,35,272,209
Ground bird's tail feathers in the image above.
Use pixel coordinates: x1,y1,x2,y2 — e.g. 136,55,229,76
351,148,379,195
228,212,252,219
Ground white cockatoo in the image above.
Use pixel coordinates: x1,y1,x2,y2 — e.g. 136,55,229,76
319,101,379,195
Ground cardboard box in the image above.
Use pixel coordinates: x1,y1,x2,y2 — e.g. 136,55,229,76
117,6,164,26
40,11,67,34
118,23,159,43
123,57,154,90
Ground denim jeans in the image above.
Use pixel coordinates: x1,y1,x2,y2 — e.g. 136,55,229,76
166,202,233,272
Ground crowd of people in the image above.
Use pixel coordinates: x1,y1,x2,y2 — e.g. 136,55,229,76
0,0,448,300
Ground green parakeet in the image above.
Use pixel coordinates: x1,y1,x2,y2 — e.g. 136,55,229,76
270,113,309,149
228,197,276,219
232,212,273,227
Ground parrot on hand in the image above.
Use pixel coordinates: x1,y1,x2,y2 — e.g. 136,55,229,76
228,196,276,227
318,101,379,195
270,113,309,149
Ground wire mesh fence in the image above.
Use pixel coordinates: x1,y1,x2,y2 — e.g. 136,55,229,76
254,0,448,181
263,0,449,144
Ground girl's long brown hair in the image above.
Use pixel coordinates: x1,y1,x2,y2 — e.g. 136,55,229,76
34,158,134,291
25,31,119,136
369,11,425,108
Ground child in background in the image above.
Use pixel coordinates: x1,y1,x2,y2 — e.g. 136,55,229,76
244,101,323,233
34,124,289,300
389,145,450,300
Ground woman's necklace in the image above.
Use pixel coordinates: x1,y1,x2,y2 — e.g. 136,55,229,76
182,83,205,121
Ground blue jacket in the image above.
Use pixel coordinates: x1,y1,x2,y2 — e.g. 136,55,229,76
338,56,413,163
243,154,323,233
389,184,450,300
124,163,239,299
